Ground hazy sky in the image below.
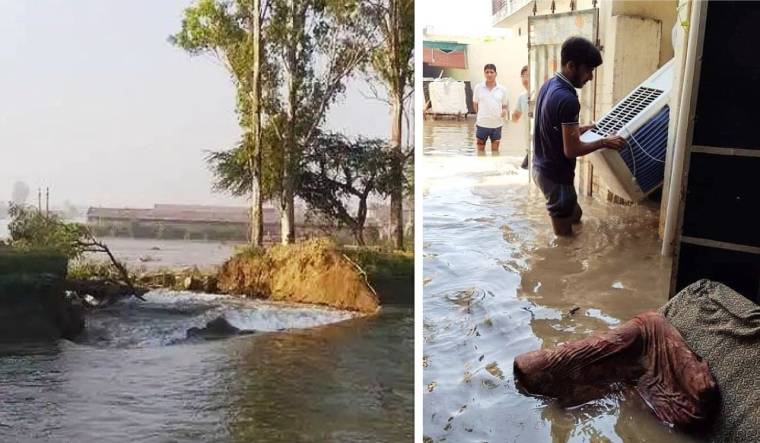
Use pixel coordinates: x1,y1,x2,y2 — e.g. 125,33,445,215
0,0,390,208
421,0,510,37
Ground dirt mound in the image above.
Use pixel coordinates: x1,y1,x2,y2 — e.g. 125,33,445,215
217,239,380,314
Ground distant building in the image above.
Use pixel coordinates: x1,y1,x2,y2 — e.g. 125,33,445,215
87,203,384,244
87,204,275,242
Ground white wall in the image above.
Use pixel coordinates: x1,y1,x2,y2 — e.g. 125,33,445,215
611,0,677,65
426,33,530,150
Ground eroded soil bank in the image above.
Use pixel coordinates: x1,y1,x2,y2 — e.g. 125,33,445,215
71,239,413,314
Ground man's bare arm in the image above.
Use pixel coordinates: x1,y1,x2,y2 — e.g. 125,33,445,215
511,110,522,122
561,123,625,158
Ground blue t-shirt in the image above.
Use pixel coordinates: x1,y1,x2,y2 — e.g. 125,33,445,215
533,76,581,185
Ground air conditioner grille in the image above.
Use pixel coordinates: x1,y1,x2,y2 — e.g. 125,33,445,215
591,87,664,137
618,106,670,194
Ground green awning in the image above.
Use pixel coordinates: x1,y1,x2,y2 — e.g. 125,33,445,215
423,41,467,52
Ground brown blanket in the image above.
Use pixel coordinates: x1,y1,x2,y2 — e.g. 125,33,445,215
514,311,718,430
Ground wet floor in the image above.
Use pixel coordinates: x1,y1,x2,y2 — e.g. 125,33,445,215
422,119,697,442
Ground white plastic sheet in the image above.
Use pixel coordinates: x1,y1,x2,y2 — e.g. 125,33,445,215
428,80,468,115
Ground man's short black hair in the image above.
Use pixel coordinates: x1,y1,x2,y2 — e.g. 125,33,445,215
560,36,602,69
520,65,528,75
484,63,497,72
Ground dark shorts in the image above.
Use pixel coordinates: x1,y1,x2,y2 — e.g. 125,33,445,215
533,167,578,218
476,125,502,142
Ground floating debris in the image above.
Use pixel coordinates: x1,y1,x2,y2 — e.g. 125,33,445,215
485,362,504,379
586,308,621,326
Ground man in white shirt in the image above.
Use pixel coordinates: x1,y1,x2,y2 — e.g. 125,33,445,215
511,65,531,168
473,64,509,152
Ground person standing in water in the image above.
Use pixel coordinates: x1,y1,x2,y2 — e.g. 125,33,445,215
533,36,625,236
512,65,531,169
473,64,509,153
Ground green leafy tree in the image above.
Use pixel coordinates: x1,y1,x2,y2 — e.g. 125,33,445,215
8,204,142,298
8,204,87,259
170,0,269,246
175,1,374,246
355,0,414,250
265,0,376,244
298,132,392,245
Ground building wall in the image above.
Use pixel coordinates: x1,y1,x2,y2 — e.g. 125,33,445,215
597,1,676,204
425,33,529,151
87,217,383,245
493,0,678,203
609,15,662,104
610,1,677,66
425,34,528,103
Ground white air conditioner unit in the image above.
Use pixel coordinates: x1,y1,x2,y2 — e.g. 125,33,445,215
583,59,675,201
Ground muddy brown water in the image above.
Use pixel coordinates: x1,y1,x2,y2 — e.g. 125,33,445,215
422,119,700,442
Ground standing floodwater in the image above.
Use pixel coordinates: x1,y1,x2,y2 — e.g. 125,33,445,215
422,119,695,442
0,239,412,442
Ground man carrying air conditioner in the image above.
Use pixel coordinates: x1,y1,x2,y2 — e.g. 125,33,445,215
473,64,509,153
533,36,626,236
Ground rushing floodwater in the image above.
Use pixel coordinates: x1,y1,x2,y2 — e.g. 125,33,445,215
0,237,413,442
422,120,696,443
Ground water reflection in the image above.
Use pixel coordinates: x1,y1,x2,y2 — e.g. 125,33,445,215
228,308,413,442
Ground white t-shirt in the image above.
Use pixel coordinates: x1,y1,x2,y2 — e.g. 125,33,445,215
473,82,509,129
515,91,530,150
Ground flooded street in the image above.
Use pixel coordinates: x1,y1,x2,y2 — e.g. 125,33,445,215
422,120,693,442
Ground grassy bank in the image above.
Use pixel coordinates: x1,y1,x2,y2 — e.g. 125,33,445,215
0,248,68,278
232,241,414,305
218,239,380,313
67,238,414,308
343,247,413,306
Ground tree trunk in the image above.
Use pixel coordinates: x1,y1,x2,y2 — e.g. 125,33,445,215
355,193,369,246
280,0,299,245
354,228,366,246
388,0,405,251
390,93,404,250
249,0,264,247
280,188,295,244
